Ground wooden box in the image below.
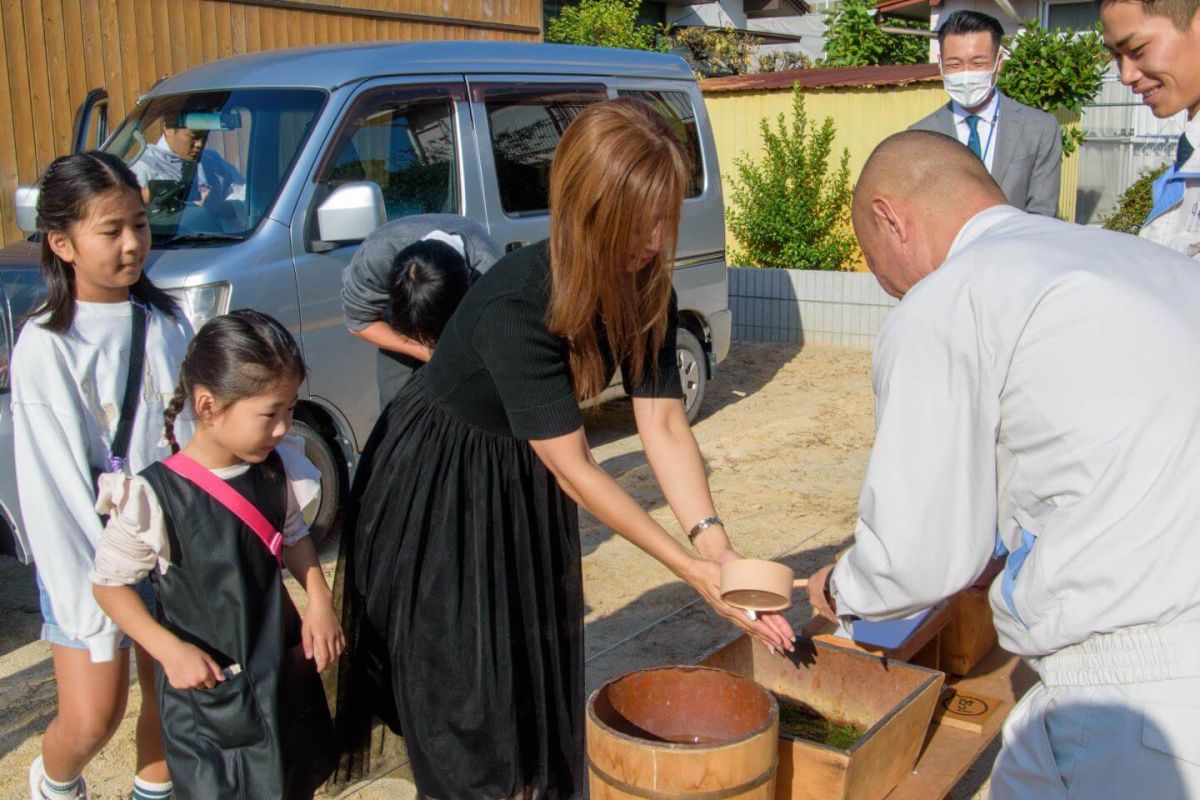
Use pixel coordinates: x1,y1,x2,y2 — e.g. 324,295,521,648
701,636,944,800
938,591,999,677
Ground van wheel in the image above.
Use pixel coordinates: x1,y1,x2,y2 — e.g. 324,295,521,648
677,328,707,424
289,420,342,546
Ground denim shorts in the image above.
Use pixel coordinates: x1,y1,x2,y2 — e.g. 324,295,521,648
37,573,154,651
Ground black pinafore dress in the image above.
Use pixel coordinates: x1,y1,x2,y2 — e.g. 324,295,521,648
140,452,335,800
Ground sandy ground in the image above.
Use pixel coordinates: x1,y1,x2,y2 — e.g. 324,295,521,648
0,342,995,800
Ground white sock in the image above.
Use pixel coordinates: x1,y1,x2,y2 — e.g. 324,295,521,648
39,773,83,800
132,776,173,799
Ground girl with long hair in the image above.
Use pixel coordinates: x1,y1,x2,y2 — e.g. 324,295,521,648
335,98,795,799
11,151,192,800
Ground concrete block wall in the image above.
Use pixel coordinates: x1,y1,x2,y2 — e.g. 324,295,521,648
729,268,899,349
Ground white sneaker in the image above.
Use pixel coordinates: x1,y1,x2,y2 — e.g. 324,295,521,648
27,757,87,800
28,756,45,800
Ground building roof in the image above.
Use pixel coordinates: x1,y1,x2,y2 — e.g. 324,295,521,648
699,62,941,93
148,41,695,96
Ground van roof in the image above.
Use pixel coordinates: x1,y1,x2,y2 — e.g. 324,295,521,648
149,41,696,95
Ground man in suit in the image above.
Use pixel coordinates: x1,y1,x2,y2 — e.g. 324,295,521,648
910,10,1063,216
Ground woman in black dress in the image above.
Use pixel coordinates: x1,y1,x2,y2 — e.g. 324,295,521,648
335,98,796,799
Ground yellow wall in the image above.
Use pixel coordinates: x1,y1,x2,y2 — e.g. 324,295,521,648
703,83,1081,269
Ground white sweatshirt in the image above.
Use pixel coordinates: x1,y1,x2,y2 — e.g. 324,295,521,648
831,206,1200,664
11,300,193,662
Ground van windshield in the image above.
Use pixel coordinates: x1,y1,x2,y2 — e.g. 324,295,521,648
103,88,325,246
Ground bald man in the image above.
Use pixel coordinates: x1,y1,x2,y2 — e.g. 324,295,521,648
807,132,1200,797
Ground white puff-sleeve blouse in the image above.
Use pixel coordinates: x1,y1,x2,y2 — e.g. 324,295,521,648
89,435,321,587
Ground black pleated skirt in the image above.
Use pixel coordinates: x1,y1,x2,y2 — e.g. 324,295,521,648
334,370,585,800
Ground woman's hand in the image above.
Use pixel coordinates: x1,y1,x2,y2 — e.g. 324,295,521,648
302,595,346,673
686,551,796,655
161,639,224,690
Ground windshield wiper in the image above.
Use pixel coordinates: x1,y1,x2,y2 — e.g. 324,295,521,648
156,232,247,247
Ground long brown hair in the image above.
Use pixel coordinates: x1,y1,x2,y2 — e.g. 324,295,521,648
547,98,689,401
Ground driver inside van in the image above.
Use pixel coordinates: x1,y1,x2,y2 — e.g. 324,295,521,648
130,117,245,224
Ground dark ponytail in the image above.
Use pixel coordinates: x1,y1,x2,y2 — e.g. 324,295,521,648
164,309,307,451
33,150,178,333
386,239,471,347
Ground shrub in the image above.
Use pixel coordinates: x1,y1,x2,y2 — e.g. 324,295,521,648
757,50,813,73
725,86,857,271
997,21,1109,155
669,26,761,77
1102,163,1170,234
821,0,929,67
545,0,666,51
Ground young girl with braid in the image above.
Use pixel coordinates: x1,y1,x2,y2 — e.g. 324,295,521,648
91,310,342,800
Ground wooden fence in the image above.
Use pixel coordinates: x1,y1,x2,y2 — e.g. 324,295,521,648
701,64,1082,268
0,0,541,246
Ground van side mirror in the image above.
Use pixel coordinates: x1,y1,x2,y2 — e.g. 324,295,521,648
14,186,39,233
315,182,385,248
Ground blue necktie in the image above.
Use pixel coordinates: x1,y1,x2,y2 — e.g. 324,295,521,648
1178,132,1194,168
966,115,982,160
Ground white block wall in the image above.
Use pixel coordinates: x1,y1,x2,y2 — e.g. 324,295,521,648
729,268,899,349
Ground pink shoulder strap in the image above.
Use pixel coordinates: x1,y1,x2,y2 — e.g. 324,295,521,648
162,452,283,564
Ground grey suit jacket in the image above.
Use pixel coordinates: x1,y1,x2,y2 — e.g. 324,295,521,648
909,93,1063,217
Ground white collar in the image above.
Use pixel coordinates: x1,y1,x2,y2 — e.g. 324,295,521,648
945,204,1022,261
951,90,1001,123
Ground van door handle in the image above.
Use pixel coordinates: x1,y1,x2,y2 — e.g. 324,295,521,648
505,240,527,253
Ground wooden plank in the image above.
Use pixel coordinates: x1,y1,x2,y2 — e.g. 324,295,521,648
127,0,158,96
885,648,1036,800
151,0,173,81
3,1,40,187
115,0,145,119
184,0,204,69
273,4,290,48
166,1,187,75
230,0,249,54
258,5,276,51
0,6,24,244
39,0,77,158
21,0,57,168
244,3,263,53
931,688,1004,735
78,0,104,94
215,0,234,59
302,7,317,45
98,0,127,123
201,1,220,63
61,1,89,116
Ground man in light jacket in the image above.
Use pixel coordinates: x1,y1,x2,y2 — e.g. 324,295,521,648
910,10,1063,216
808,131,1200,798
1101,0,1200,257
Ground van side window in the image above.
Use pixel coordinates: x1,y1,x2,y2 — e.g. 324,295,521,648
322,87,459,220
617,90,704,198
480,84,607,216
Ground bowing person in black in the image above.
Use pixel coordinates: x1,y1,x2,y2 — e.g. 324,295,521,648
335,98,796,800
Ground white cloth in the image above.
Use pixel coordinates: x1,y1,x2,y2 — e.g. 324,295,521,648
130,136,246,203
830,206,1200,668
11,301,194,662
990,677,1200,798
950,90,1001,173
1140,114,1200,259
89,435,321,587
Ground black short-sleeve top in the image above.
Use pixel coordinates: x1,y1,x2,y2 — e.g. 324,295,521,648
424,240,683,440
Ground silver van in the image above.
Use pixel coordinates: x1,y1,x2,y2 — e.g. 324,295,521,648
0,42,731,550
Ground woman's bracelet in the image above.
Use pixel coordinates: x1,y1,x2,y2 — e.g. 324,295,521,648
687,516,723,545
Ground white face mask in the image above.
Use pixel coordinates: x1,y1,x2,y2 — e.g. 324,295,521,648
941,59,999,109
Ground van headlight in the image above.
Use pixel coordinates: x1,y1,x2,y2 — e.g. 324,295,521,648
168,282,231,332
